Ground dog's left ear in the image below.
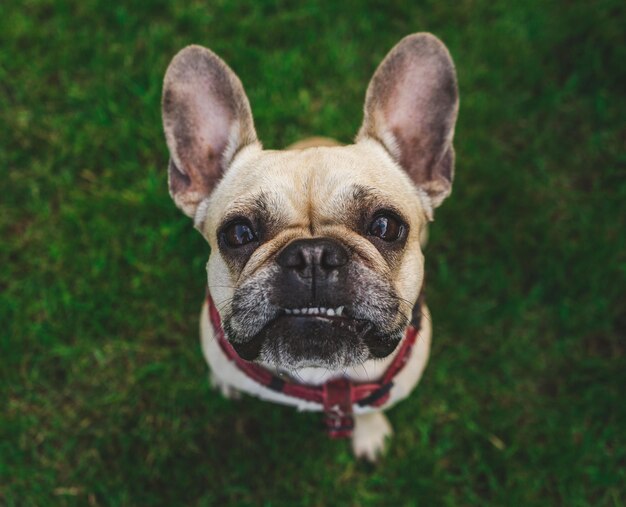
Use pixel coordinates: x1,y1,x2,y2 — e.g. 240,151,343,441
358,33,459,210
162,45,258,220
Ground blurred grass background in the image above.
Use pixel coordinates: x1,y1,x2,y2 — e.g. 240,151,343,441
1,0,625,505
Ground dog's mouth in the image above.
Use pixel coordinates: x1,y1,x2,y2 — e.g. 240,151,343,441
272,305,372,338
228,304,401,369
281,305,346,318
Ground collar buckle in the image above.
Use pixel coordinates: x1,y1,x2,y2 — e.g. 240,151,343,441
323,377,355,438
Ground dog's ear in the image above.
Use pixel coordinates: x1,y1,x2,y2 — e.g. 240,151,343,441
358,33,459,210
162,45,258,219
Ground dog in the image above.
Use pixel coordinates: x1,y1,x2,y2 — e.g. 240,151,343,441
161,33,458,461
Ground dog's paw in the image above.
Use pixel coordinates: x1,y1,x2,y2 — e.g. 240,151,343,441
209,372,241,400
351,412,393,462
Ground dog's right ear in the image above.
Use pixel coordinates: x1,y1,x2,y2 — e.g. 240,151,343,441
358,34,459,212
162,45,258,220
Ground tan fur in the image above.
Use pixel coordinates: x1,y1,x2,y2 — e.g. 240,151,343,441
286,136,342,150
202,140,428,323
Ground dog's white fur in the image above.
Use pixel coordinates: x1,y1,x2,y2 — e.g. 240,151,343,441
200,301,431,459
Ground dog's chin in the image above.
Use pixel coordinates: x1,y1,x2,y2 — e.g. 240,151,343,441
229,314,402,369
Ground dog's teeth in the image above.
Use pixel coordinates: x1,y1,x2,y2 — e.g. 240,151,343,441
287,306,345,317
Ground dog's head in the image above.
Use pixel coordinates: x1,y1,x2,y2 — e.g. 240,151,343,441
162,34,458,371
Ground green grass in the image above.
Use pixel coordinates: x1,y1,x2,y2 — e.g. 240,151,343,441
1,0,625,505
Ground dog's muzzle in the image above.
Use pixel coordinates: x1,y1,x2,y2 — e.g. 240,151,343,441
226,237,405,368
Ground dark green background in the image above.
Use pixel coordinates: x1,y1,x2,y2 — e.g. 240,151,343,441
1,0,624,505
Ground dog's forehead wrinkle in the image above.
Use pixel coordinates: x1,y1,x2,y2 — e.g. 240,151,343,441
221,190,264,216
214,142,428,232
219,189,289,228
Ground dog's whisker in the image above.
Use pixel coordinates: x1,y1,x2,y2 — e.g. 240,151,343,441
215,299,234,312
291,368,306,384
359,361,370,381
418,308,432,325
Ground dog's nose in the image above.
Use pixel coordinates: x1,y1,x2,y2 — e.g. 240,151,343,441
277,238,348,277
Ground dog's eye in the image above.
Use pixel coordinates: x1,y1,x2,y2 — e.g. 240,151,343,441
368,213,404,242
222,222,257,248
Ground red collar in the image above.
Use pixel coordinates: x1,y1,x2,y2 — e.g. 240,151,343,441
207,292,420,438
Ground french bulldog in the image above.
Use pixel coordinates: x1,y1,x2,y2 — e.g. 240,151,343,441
161,33,458,461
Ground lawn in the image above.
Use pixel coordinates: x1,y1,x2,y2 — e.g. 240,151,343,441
1,0,625,505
